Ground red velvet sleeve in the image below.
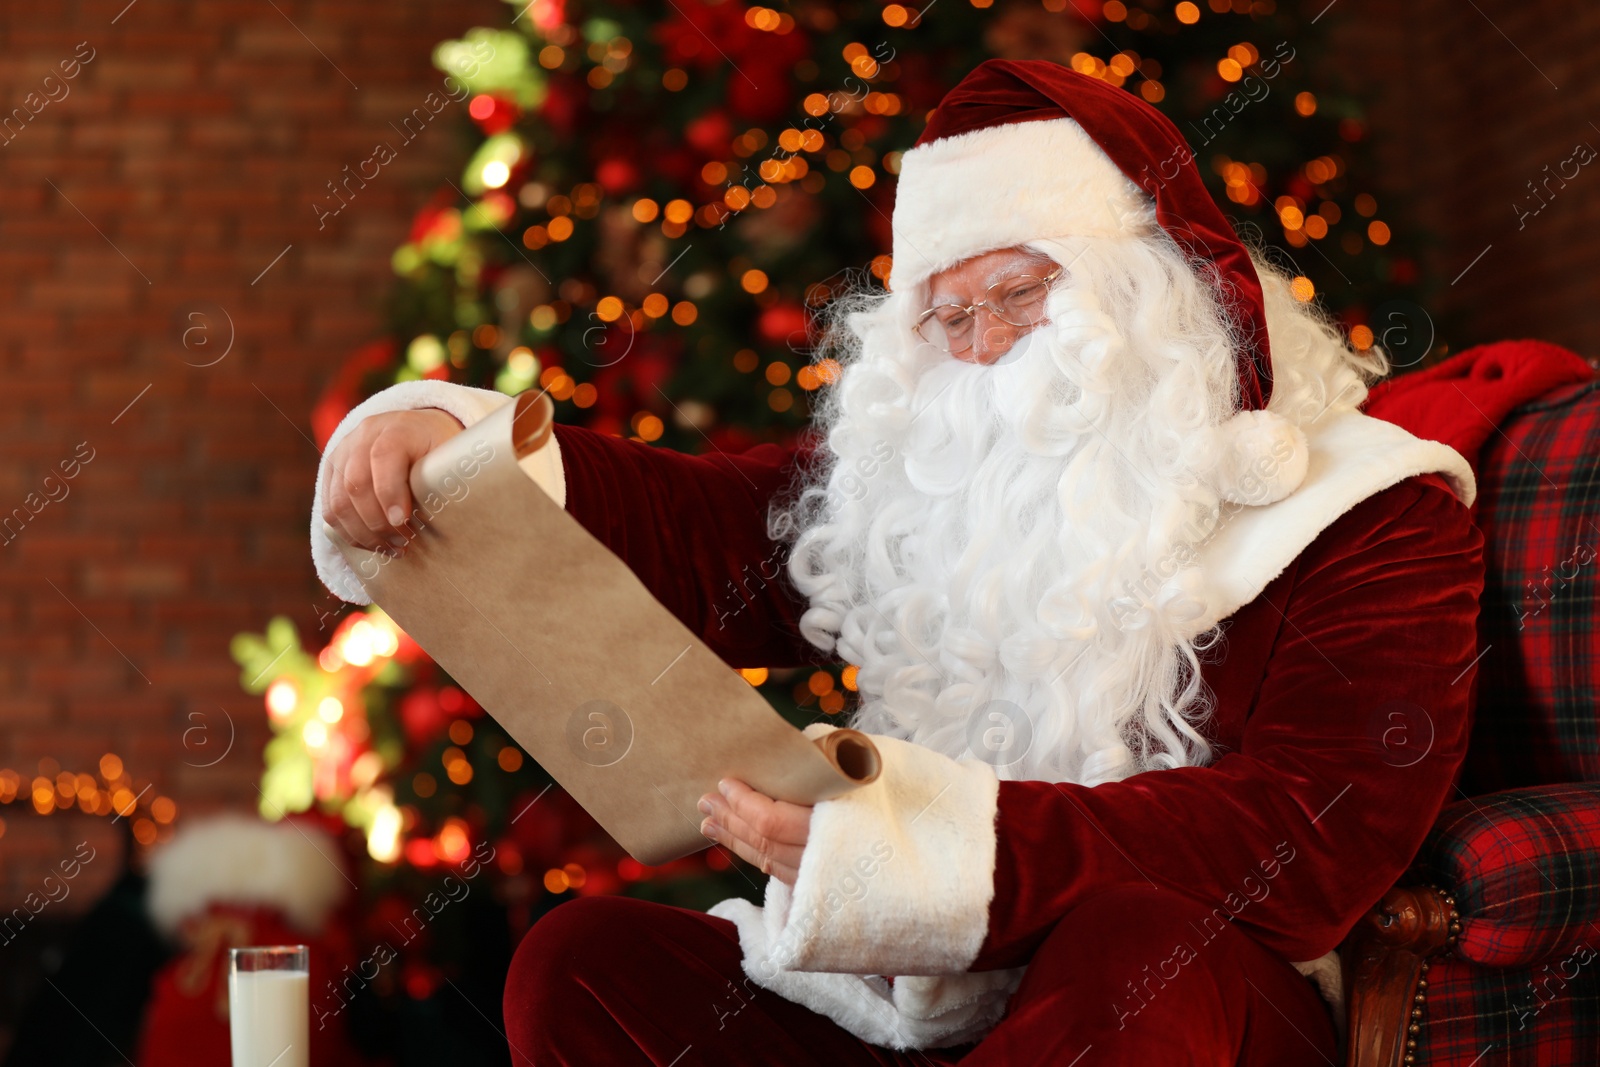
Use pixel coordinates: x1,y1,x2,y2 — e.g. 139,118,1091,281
971,472,1486,968
549,422,828,671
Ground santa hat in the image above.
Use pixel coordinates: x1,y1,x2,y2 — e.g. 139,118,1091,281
145,811,350,936
889,58,1307,506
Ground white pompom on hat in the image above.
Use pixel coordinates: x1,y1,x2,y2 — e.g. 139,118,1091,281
1213,409,1310,506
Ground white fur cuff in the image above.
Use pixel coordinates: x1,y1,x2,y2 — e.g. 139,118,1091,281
710,893,1022,1050
707,723,1016,1049
766,723,1001,976
309,380,566,604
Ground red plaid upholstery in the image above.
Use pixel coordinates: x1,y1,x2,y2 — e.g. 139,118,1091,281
1401,376,1600,1064
1466,378,1600,792
1411,784,1600,967
1416,953,1600,1067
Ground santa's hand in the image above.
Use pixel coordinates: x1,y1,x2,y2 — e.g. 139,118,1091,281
322,408,465,553
699,778,811,886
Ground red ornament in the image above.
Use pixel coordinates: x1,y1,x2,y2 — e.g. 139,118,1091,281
476,189,517,228
407,186,459,245
523,0,565,32
402,960,443,999
595,155,642,197
684,108,734,157
468,92,521,136
391,627,427,665
403,838,437,869
578,867,621,896
438,683,483,719
757,301,809,349
398,688,450,748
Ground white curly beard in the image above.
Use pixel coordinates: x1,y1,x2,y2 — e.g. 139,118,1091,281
781,234,1250,786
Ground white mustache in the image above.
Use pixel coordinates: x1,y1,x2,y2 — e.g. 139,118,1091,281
907,317,1095,472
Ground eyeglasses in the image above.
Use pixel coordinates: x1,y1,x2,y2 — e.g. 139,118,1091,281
913,264,1065,357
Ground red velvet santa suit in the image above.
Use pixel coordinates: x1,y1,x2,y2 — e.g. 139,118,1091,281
313,400,1481,1063
309,59,1486,1064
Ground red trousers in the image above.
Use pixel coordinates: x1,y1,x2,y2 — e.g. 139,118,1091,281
503,886,1340,1065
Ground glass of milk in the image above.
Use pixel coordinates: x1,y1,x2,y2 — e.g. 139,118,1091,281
228,945,310,1067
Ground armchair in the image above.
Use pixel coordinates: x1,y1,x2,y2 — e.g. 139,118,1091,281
1344,363,1600,1066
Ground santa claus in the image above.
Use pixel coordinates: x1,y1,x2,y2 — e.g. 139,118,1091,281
312,60,1483,1065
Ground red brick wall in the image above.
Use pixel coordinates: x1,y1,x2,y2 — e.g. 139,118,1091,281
0,0,502,938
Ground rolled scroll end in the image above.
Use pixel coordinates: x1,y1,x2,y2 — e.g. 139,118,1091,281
814,728,882,785
512,387,555,459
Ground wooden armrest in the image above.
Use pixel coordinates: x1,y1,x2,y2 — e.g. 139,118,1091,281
1339,884,1462,1067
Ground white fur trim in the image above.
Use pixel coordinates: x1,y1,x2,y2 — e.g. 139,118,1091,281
711,895,1022,1049
887,117,1148,295
1215,409,1310,506
708,722,1015,1049
760,723,999,975
1192,405,1476,628
145,813,349,937
1292,951,1346,1041
310,380,566,604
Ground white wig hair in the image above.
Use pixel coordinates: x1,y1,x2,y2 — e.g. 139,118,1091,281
769,208,1390,786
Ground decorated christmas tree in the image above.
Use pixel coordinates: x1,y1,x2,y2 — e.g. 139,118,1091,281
235,0,1426,1057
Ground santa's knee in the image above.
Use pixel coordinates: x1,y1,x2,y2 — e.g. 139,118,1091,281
503,895,636,1057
